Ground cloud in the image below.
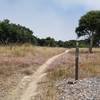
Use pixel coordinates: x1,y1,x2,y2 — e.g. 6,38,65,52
85,0,100,10
53,0,100,10
0,0,100,40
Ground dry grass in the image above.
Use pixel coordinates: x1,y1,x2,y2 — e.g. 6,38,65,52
35,78,57,100
0,44,65,100
0,44,65,76
38,48,100,100
1,45,100,100
79,48,100,78
0,44,65,57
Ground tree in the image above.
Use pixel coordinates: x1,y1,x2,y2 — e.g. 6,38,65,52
75,11,100,53
45,37,57,47
0,19,38,44
57,40,64,47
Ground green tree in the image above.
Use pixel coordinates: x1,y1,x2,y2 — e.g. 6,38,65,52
0,19,37,44
76,11,100,53
45,37,57,47
57,40,64,47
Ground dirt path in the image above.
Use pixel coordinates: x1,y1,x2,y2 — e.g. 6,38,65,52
6,50,69,100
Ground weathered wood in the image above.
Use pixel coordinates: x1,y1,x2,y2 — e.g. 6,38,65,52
75,41,79,80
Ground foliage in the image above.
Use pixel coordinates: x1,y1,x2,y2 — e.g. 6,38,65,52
0,19,92,48
76,11,100,53
0,19,36,44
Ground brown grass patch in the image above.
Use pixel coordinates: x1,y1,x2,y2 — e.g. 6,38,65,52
0,44,65,100
38,48,100,100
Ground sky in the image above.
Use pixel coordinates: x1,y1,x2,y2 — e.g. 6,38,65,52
0,0,100,41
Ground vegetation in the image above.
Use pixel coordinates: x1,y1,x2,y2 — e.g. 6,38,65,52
0,11,100,49
34,48,100,100
0,19,37,44
0,44,65,100
0,10,100,100
47,48,100,81
76,11,100,53
0,19,91,48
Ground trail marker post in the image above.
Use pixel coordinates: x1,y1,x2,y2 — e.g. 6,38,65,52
75,41,79,81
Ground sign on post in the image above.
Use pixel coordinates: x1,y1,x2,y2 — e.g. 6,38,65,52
75,41,79,81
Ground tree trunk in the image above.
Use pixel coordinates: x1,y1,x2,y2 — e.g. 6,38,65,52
89,34,93,53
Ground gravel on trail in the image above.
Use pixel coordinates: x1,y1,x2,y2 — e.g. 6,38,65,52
56,77,100,100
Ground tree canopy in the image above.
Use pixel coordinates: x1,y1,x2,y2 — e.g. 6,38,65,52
0,19,91,48
76,11,100,53
0,19,36,44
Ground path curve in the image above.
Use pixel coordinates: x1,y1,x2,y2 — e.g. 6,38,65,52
7,50,69,100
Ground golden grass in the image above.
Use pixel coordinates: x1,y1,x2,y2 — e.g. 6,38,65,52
35,79,57,100
1,45,100,100
37,48,100,100
0,44,65,100
48,66,74,81
0,44,65,57
79,48,100,77
0,44,66,77
66,48,100,78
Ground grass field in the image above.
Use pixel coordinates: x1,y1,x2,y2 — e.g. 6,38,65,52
0,45,100,100
0,44,66,76
36,48,100,100
0,44,65,100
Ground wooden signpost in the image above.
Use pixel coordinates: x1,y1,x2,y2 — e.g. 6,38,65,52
75,41,79,81
68,40,79,84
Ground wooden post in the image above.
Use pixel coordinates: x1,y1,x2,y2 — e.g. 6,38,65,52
75,41,79,81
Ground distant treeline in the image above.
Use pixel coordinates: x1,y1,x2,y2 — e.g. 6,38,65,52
0,19,89,48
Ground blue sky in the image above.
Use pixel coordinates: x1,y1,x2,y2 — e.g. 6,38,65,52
0,0,100,41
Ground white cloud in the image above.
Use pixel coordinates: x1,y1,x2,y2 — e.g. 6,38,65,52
53,0,100,10
1,0,100,40
85,0,100,10
22,0,100,40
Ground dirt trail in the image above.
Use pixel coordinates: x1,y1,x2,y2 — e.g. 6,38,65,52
6,50,69,100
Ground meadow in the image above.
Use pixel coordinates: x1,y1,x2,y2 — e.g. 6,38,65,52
35,48,100,100
0,45,100,100
0,44,65,100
